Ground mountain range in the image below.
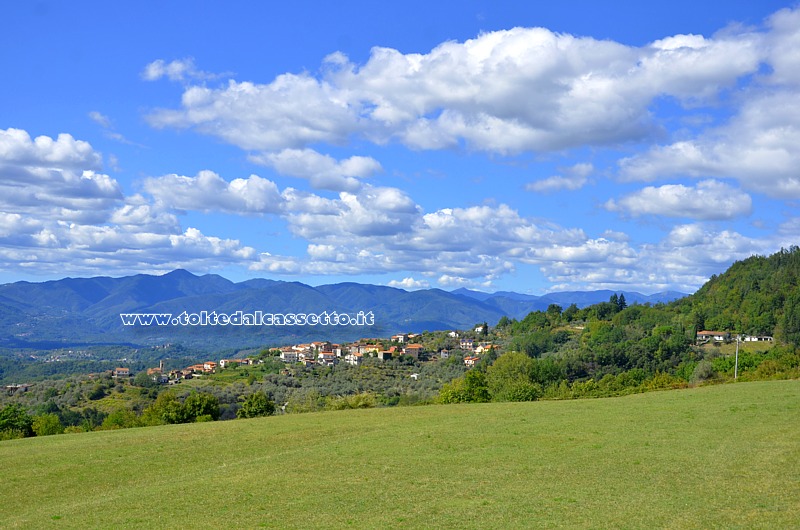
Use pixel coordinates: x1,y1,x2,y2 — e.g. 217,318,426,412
0,270,687,350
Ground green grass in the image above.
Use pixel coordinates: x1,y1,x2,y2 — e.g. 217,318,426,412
2,381,799,529
699,340,774,355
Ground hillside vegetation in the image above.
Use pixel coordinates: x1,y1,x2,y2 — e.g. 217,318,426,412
3,248,800,437
1,381,798,528
677,245,800,341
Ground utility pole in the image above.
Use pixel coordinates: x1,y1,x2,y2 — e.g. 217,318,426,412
734,334,739,380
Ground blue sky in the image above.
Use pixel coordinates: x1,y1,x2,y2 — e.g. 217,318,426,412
1,1,798,294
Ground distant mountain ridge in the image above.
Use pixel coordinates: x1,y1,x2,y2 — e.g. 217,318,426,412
0,270,688,351
451,287,687,311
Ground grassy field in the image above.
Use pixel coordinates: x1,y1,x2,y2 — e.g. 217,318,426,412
2,380,798,529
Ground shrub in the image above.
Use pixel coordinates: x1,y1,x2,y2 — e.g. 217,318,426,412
237,392,276,418
32,413,64,436
691,360,716,384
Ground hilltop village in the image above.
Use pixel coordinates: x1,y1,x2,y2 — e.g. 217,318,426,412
130,328,500,384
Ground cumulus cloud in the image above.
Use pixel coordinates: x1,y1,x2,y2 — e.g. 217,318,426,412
387,277,430,290
606,180,753,220
527,163,593,193
143,170,283,214
615,9,800,199
0,129,121,222
0,128,257,276
538,224,782,293
0,127,788,292
145,21,765,156
250,148,382,191
618,90,800,198
0,128,102,170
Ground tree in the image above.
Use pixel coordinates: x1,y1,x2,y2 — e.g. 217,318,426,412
464,370,490,402
439,378,470,403
185,392,221,421
618,293,627,311
610,293,619,310
141,392,190,425
439,370,490,404
237,392,276,418
32,413,64,436
782,292,800,347
546,304,563,323
101,408,141,430
0,403,34,438
563,303,579,323
486,351,541,402
133,371,158,388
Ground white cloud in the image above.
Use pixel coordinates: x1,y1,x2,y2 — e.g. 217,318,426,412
537,224,783,293
145,22,764,156
614,9,800,199
0,128,261,277
527,163,593,193
606,180,752,220
387,277,430,290
250,148,382,192
88,111,111,129
143,170,283,214
283,185,420,240
109,195,181,234
0,129,121,222
141,58,218,82
87,111,140,147
0,128,101,170
618,90,800,198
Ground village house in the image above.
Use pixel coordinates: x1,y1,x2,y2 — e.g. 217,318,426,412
391,334,408,343
377,350,393,361
313,341,333,353
696,331,730,342
113,367,131,379
464,356,480,367
742,335,774,342
460,338,475,351
317,351,337,366
280,350,299,363
219,359,248,368
4,384,31,395
404,344,424,359
448,331,459,338
203,361,218,373
344,352,363,366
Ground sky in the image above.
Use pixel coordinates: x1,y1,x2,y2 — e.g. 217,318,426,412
1,1,799,294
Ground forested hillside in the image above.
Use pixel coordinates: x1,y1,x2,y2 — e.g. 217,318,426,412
442,247,800,404
677,246,800,343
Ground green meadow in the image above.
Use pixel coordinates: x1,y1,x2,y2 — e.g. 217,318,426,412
2,380,798,529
